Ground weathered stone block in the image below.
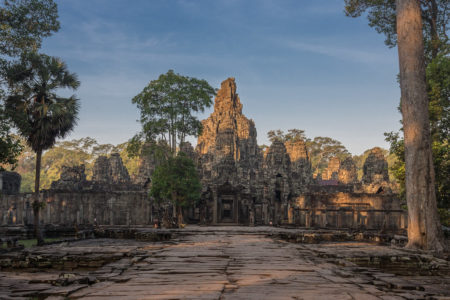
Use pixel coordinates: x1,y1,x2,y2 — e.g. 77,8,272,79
0,171,21,195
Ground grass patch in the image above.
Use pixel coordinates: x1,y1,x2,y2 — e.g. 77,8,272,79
18,237,64,248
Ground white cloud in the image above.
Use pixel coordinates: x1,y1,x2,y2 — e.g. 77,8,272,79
283,40,394,65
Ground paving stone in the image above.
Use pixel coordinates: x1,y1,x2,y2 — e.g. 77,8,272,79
0,228,448,299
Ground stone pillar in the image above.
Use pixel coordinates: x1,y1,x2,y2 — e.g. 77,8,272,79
212,189,218,224
148,199,152,225
305,210,311,228
337,210,342,228
384,211,390,231
288,206,294,224
45,201,50,224
108,197,114,226
262,202,267,224
88,199,93,224
236,194,240,224
353,210,359,228
80,204,84,225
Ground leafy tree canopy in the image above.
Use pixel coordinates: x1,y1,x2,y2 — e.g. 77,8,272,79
307,136,351,173
344,0,449,59
4,51,79,153
0,0,59,58
131,70,215,155
0,104,22,169
0,0,59,167
13,137,141,193
267,129,306,143
150,152,201,209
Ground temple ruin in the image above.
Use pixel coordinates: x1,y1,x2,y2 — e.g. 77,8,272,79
0,77,406,231
189,78,404,229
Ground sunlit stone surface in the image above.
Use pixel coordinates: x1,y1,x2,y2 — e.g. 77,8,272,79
1,227,449,299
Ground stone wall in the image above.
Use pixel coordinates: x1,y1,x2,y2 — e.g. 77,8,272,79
0,190,151,227
338,157,358,184
285,140,313,192
1,154,152,228
51,154,142,192
362,147,389,184
0,171,21,195
321,157,341,181
92,153,131,184
293,192,406,230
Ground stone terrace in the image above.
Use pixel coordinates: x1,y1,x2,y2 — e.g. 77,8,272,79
0,226,449,300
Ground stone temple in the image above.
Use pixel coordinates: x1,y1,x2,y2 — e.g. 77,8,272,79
0,78,406,231
186,78,402,228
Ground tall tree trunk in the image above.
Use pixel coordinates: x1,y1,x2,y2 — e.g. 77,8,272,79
177,205,184,228
429,0,439,59
33,149,44,246
396,0,444,252
172,131,177,155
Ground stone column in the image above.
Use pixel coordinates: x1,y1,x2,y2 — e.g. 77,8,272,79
108,197,114,226
288,206,294,224
236,194,240,224
353,210,359,228
305,210,311,228
212,189,218,224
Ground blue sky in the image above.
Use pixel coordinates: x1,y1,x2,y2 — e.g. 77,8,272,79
42,0,402,155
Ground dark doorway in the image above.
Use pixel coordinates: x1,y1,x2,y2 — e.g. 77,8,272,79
220,196,235,223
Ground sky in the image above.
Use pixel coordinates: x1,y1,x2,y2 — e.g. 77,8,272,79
41,0,402,155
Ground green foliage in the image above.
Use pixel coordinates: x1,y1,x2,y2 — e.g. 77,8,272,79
4,51,80,154
347,0,450,218
427,47,450,139
0,105,22,169
384,132,406,199
267,129,306,143
114,141,141,178
132,70,215,154
267,129,285,143
306,136,351,173
3,51,79,203
259,144,269,153
438,208,450,227
344,0,397,48
150,152,201,208
425,49,450,206
344,0,449,59
0,0,59,57
13,137,141,192
20,170,34,192
384,53,449,209
0,0,59,167
433,139,449,207
40,139,93,188
17,237,62,248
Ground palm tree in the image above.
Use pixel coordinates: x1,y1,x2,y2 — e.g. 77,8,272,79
5,52,80,245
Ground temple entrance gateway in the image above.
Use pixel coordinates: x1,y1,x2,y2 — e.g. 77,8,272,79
218,195,236,223
221,197,234,222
